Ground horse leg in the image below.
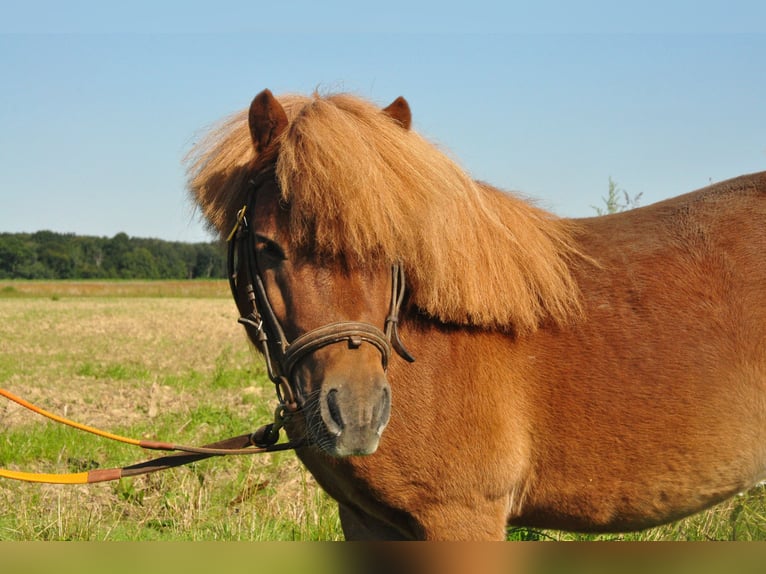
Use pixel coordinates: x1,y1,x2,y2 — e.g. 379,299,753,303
414,500,510,541
339,498,509,540
338,503,414,540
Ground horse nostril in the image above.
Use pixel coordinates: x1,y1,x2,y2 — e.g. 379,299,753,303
326,388,345,431
374,385,391,424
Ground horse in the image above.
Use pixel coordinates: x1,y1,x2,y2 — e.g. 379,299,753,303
186,89,766,540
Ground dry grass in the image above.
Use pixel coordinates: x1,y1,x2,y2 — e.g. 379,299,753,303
1,292,239,428
0,279,228,299
0,281,341,541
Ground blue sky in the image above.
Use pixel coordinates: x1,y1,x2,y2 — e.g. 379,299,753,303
1,2,765,243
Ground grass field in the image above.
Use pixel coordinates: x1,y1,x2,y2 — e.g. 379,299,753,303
1,280,764,541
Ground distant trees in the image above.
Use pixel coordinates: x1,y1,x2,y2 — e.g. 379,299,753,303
0,231,227,280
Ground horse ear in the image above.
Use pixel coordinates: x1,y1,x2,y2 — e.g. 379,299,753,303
382,96,412,130
248,89,288,154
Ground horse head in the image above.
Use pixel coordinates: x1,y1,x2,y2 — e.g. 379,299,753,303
228,89,414,457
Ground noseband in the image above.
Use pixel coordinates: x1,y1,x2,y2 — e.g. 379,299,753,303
227,169,414,422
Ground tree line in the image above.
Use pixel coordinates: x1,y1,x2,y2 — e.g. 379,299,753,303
0,231,227,280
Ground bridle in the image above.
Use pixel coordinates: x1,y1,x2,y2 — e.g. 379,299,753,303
226,168,415,443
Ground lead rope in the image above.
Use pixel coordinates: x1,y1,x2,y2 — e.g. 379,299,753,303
0,387,302,484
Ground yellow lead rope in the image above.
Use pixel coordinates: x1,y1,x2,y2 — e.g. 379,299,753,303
0,387,293,484
0,468,117,484
1,387,143,447
0,468,86,484
1,387,154,484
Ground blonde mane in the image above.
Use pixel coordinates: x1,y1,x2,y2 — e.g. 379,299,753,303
187,92,583,333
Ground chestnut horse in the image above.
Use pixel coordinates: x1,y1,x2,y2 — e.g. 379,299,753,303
187,89,766,540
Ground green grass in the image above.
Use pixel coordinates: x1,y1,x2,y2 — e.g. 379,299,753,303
0,381,343,541
0,280,764,541
0,283,343,541
76,361,153,381
0,285,20,297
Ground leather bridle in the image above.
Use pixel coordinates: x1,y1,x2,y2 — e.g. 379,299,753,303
226,168,414,443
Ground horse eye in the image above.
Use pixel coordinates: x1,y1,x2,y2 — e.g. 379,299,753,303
255,235,287,261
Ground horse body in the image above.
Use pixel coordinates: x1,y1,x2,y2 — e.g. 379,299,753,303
187,89,766,540
294,174,766,540
512,176,766,532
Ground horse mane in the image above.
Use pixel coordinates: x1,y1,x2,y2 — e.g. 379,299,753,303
187,92,584,333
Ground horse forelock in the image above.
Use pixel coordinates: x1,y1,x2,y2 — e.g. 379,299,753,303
187,91,584,333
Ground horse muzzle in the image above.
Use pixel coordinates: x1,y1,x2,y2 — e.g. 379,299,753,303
318,373,392,456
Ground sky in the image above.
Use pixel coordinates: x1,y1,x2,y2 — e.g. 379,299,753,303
1,2,765,243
